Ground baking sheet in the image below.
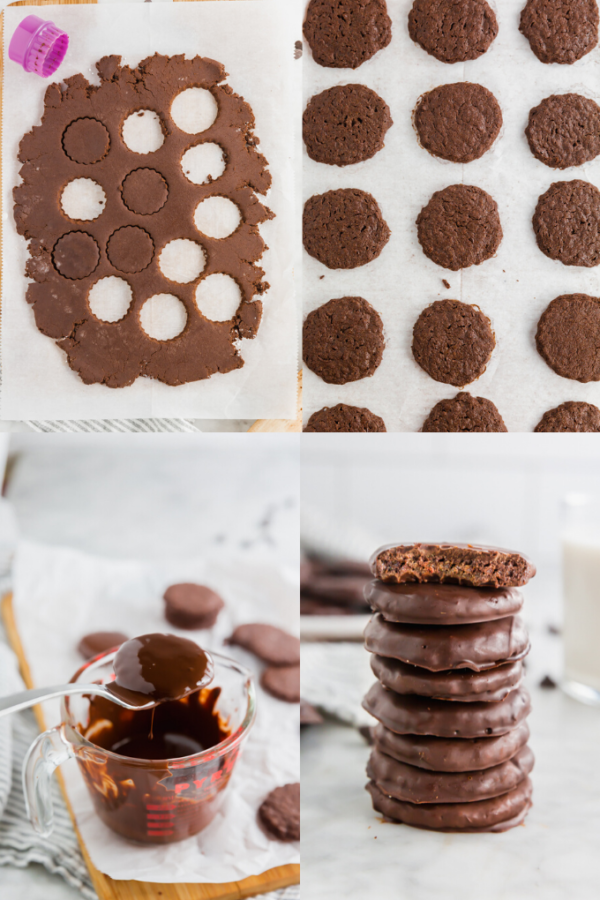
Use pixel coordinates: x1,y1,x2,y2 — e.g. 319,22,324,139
2,1,299,421
302,0,600,432
11,539,299,883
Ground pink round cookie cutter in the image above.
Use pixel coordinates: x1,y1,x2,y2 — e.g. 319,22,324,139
9,14,69,78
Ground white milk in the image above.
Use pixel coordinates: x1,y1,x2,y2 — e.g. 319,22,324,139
563,536,600,696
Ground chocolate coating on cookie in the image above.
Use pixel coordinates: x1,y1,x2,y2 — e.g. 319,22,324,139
412,299,495,387
414,83,502,163
304,403,387,432
371,542,535,587
371,655,524,702
303,189,390,269
416,185,502,271
526,94,600,169
261,665,300,702
227,623,300,666
303,85,392,166
533,180,600,267
77,631,128,659
163,583,224,630
422,392,508,432
366,581,524,624
258,783,300,841
536,294,600,382
408,0,498,63
519,0,599,64
303,0,392,69
534,400,600,431
303,296,384,384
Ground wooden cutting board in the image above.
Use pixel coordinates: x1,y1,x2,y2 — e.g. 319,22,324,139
1,590,299,898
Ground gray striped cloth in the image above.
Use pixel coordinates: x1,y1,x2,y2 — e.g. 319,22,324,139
25,420,201,434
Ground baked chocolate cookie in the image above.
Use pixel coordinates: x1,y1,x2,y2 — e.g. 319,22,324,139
370,542,535,587
303,189,390,269
261,665,300,702
303,85,393,166
526,94,600,169
303,296,384,384
533,180,600,267
536,294,600,382
412,299,495,386
365,581,524,624
304,403,387,432
370,655,524,703
258,783,300,841
303,0,392,69
301,701,324,724
408,0,498,63
77,631,128,659
227,623,300,666
416,185,502,271
163,583,224,629
421,391,508,431
534,400,600,431
414,83,502,163
519,0,599,64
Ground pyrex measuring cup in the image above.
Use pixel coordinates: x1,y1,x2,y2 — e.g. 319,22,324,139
24,649,255,843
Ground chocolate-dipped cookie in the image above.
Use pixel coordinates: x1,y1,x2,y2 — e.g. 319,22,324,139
227,623,300,666
258,783,300,841
77,631,128,660
365,580,524,624
260,665,300,703
370,655,524,702
163,583,224,629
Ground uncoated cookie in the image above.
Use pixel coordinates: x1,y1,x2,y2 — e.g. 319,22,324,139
303,403,387,432
534,401,600,431
533,180,600,267
422,391,508,431
408,0,498,63
303,0,392,69
303,189,390,269
412,299,495,387
416,185,502,271
519,0,599,64
536,294,600,382
414,83,502,164
303,296,384,384
526,94,600,169
303,84,393,166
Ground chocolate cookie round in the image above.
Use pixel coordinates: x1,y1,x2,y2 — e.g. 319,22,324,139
408,0,498,63
414,83,502,163
62,118,110,165
303,0,392,69
371,542,535,587
77,631,128,660
365,581,524,624
370,655,524,703
53,232,100,280
373,720,531,772
519,0,599,64
303,189,390,269
536,294,600,382
258,783,300,841
304,403,387,432
422,391,508,432
367,777,532,832
416,185,502,271
303,85,393,166
412,299,495,387
303,296,385,384
163,583,225,629
533,180,600,267
362,682,532,737
526,94,600,169
534,400,600,431
364,613,530,671
261,665,300,702
227,623,300,666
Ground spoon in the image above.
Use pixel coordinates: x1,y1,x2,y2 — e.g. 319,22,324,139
0,681,159,717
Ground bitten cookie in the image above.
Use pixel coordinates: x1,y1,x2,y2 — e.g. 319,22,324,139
370,542,536,586
526,94,600,169
416,185,502,270
408,0,498,63
303,189,390,269
421,392,508,432
227,623,300,666
163,583,225,629
303,296,384,384
534,400,600,431
304,403,387,432
412,299,495,386
533,180,600,267
519,0,599,64
258,783,300,841
303,85,393,166
414,83,502,163
77,631,128,659
536,294,600,381
303,0,392,68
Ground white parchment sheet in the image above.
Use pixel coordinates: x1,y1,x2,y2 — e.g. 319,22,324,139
2,1,299,421
11,540,299,882
302,0,600,432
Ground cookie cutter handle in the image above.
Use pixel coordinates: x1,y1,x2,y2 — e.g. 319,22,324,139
8,15,69,78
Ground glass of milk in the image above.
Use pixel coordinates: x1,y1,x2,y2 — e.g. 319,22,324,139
562,492,600,705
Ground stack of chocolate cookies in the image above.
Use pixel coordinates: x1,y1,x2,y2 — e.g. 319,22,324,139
362,543,536,832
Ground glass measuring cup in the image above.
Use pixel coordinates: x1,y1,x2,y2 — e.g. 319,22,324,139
24,649,256,843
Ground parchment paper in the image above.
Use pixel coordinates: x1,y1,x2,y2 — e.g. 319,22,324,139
2,1,299,421
302,0,600,432
11,539,299,883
